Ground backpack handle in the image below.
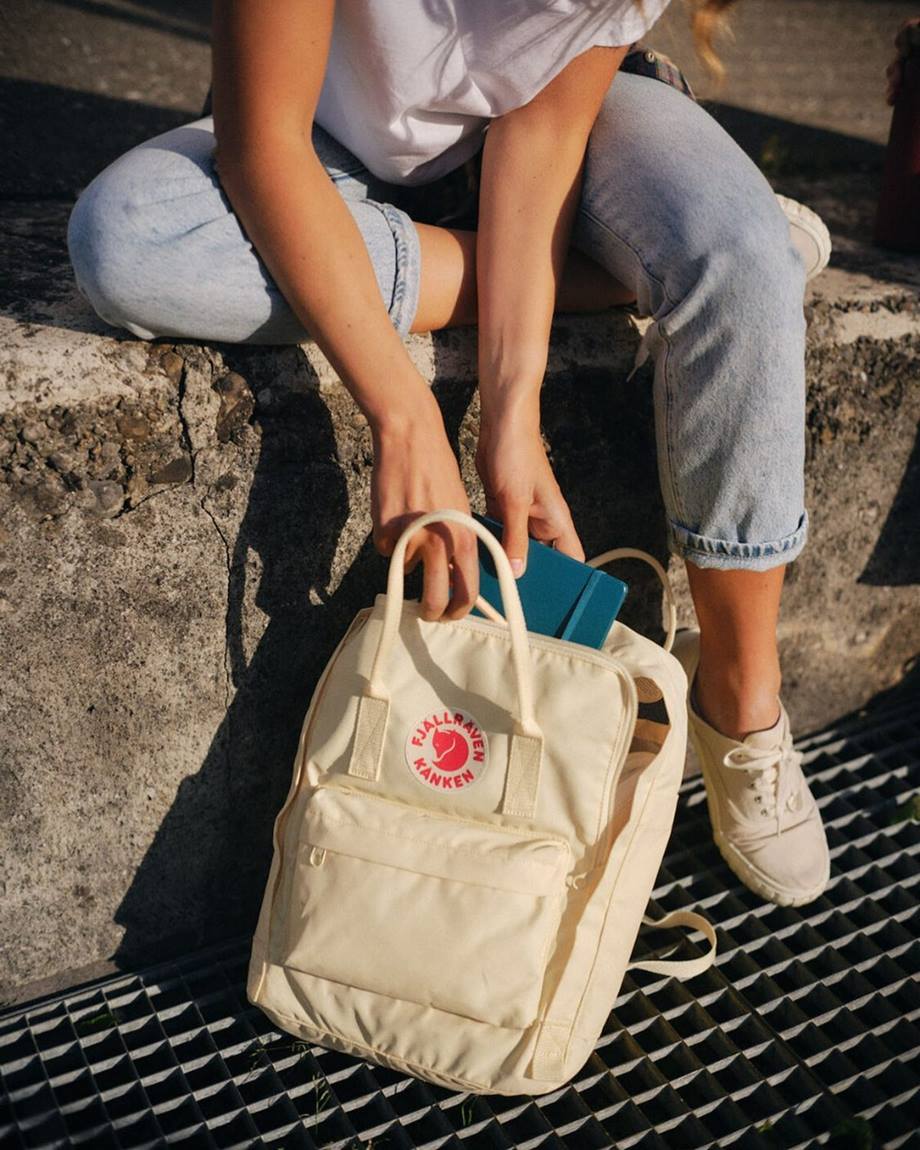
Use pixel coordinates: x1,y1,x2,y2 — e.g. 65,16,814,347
369,509,539,734
348,509,544,818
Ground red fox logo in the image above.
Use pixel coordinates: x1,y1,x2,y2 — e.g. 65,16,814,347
405,708,488,790
432,729,469,772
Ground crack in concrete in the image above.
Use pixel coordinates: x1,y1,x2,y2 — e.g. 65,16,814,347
175,360,197,487
112,485,173,519
199,494,234,716
176,359,235,764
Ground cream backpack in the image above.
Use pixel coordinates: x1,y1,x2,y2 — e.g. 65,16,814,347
247,509,716,1095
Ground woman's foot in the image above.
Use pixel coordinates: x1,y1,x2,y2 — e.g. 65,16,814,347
673,629,830,907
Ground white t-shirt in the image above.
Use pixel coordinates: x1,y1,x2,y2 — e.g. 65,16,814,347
314,0,671,185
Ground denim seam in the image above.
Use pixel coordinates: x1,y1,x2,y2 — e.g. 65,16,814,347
329,163,371,182
378,201,421,337
669,509,809,570
575,203,687,523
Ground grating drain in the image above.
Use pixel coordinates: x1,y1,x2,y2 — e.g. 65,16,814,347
2,693,918,1149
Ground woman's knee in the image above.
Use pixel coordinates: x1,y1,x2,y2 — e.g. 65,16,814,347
640,168,807,327
701,192,806,318
582,75,806,318
67,155,162,338
616,186,807,353
67,121,220,339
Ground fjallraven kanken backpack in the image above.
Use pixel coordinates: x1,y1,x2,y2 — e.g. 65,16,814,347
248,509,715,1095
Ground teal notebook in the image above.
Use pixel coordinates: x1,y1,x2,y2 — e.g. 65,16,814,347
469,513,628,650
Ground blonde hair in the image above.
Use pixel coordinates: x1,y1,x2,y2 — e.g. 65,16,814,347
688,0,738,82
593,0,739,80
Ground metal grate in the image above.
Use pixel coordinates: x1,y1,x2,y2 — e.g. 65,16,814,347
2,692,918,1149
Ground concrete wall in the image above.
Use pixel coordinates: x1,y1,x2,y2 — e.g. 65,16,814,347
1,197,918,997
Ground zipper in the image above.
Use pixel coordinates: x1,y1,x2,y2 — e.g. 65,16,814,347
397,594,637,679
312,779,574,855
596,670,640,864
265,608,372,926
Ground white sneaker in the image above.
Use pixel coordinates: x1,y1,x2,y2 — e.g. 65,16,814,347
673,630,830,907
775,193,833,281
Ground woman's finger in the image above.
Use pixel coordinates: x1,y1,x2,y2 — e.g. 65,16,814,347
495,496,531,577
372,524,395,557
404,539,422,574
419,534,452,620
443,527,480,619
552,514,586,563
406,520,449,576
374,508,421,560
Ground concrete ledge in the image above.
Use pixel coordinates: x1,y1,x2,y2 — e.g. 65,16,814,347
1,185,918,994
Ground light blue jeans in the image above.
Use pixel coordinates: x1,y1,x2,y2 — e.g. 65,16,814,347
66,71,809,571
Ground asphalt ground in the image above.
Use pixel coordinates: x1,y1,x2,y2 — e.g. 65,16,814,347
0,0,914,199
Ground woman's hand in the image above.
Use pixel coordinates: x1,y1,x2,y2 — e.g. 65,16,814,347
476,399,584,575
370,386,479,622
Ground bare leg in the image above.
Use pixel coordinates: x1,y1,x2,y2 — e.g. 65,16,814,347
686,562,785,741
411,223,635,333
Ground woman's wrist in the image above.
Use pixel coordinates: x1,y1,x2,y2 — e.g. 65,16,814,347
363,375,443,440
478,377,542,433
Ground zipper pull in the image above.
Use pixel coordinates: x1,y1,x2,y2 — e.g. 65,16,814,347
308,846,327,868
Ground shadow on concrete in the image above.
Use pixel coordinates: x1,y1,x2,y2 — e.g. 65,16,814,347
0,78,202,200
700,101,886,176
819,245,919,286
540,357,669,641
860,422,920,586
800,646,920,743
50,0,210,40
110,349,379,965
852,650,920,716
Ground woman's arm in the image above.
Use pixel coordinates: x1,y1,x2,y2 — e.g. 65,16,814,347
210,0,478,619
475,45,628,572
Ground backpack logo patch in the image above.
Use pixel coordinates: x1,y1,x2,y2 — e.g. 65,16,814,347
405,708,489,790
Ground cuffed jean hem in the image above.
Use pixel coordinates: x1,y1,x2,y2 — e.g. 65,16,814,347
378,201,421,338
669,510,809,572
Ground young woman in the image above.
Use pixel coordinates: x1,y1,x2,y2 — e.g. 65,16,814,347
66,0,831,907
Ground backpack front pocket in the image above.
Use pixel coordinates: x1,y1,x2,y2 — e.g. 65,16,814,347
276,784,572,1029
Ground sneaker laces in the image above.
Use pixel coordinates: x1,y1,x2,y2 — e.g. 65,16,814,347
722,742,806,836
